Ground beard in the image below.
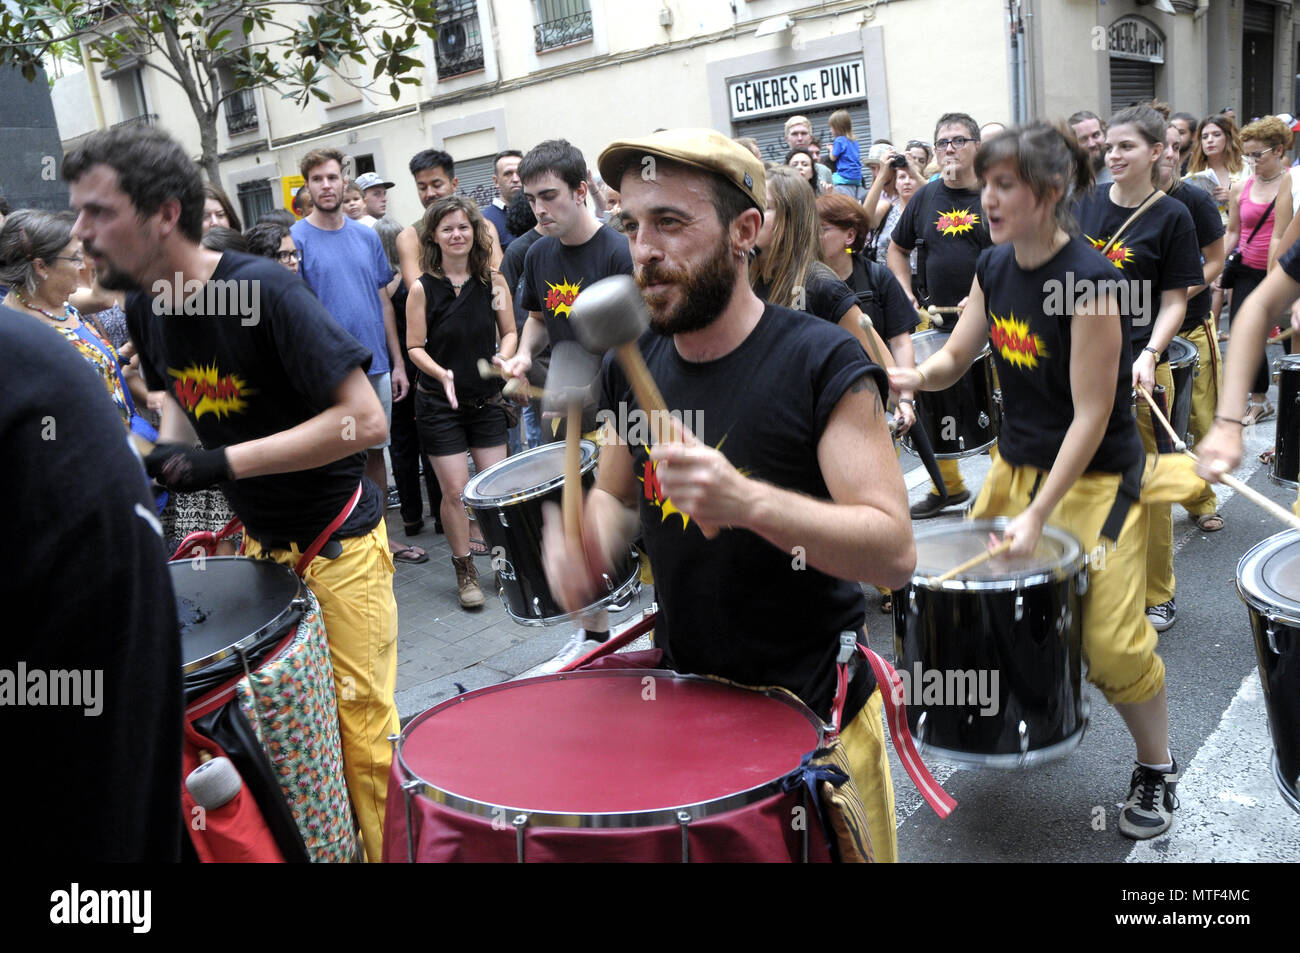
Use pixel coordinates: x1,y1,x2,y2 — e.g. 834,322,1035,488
85,247,143,292
312,191,341,213
1090,151,1106,174
636,238,736,336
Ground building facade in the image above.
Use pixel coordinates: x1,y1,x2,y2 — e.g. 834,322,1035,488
48,0,1298,227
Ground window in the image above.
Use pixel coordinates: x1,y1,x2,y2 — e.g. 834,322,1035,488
236,180,275,226
111,68,155,126
352,154,376,177
434,0,484,78
224,87,258,135
534,0,592,52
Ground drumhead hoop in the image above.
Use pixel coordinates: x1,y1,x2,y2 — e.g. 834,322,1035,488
911,328,990,364
174,557,307,675
462,440,598,506
1166,336,1198,370
395,669,824,828
1236,530,1300,624
1275,354,1300,372
910,519,1085,590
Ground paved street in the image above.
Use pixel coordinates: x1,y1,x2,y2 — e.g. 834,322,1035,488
388,340,1300,862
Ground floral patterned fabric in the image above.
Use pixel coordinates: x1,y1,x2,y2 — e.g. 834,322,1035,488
50,305,131,427
234,587,359,863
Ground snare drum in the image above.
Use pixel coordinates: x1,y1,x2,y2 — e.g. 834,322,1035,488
894,520,1089,767
384,670,830,862
462,441,640,624
1271,354,1300,488
906,329,1000,458
177,558,358,862
1236,531,1300,814
1167,336,1198,446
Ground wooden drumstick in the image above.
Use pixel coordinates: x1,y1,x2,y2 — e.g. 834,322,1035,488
544,342,603,550
932,538,1015,584
1135,385,1300,532
856,314,896,372
926,305,961,328
1270,327,1295,344
569,275,719,539
501,377,547,402
564,402,583,546
130,433,155,457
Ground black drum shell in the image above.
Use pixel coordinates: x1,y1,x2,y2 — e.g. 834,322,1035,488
1272,356,1300,488
1244,608,1300,800
467,463,598,622
1167,336,1197,446
907,335,1000,459
893,575,1085,758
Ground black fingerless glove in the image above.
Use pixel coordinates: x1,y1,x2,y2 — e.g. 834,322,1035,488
145,444,232,491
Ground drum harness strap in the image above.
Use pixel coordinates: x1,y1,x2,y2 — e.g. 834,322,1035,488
829,634,958,819
1100,451,1146,546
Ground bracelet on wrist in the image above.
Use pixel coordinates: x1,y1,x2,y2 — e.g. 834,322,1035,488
1142,345,1160,358
915,366,928,389
898,397,915,407
1214,414,1246,426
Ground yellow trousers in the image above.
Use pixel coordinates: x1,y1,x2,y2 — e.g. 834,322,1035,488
839,688,898,863
245,523,401,862
1136,362,1177,605
1181,320,1222,519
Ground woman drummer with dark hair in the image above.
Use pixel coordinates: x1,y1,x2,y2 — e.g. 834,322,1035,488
888,122,1197,841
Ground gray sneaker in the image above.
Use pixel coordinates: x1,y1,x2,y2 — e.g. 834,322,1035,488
532,631,604,676
1119,758,1181,840
1146,600,1176,632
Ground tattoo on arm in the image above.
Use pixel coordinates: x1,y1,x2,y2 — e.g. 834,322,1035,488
850,375,883,418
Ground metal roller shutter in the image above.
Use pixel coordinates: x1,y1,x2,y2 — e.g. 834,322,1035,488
733,102,872,167
1244,1,1276,34
454,155,498,208
1110,58,1156,114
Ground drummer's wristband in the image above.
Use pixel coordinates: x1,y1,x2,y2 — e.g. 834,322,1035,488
1142,346,1160,358
898,398,915,407
1214,415,1246,426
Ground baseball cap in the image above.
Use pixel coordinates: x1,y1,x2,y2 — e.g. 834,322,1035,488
1278,113,1300,133
597,128,765,212
355,171,396,192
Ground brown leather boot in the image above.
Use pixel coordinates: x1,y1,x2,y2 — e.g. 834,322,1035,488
452,555,484,609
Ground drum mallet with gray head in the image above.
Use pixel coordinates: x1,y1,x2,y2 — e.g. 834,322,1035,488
477,358,547,400
544,342,603,548
569,275,718,539
924,305,962,328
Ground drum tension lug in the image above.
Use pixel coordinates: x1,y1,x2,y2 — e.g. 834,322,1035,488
1017,721,1030,767
1014,594,1024,623
513,813,530,863
497,508,509,528
915,711,927,749
837,632,857,665
1266,622,1282,655
908,589,918,616
978,412,989,429
677,811,692,863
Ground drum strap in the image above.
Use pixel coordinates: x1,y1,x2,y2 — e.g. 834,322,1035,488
294,481,365,577
1100,451,1146,544
1202,316,1221,404
170,516,245,562
831,636,958,819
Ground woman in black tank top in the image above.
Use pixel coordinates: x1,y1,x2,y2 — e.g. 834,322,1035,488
406,196,518,608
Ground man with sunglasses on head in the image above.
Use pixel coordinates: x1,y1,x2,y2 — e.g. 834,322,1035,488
886,112,994,518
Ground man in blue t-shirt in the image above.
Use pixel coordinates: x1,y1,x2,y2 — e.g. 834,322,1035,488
481,149,523,250
292,148,409,540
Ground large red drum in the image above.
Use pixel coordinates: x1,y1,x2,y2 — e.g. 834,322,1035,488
383,669,831,862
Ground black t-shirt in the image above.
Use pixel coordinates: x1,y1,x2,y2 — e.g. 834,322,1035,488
599,304,884,721
519,225,632,348
1073,186,1204,352
127,251,383,544
976,239,1143,474
416,273,500,404
753,260,858,327
1165,183,1225,332
890,180,993,308
848,254,920,340
1277,231,1300,281
502,228,544,335
2,309,181,860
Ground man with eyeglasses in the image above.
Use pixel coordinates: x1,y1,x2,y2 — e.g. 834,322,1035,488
887,112,994,518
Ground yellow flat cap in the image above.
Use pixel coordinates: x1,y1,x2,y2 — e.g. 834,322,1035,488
598,128,766,212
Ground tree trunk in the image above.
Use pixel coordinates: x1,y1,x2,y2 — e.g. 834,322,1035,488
198,112,221,187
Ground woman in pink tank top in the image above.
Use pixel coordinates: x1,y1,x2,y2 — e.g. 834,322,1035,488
1226,116,1295,423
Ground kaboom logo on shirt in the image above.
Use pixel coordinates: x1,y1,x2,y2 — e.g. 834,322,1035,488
168,363,253,420
989,313,1047,370
935,208,980,236
545,278,583,318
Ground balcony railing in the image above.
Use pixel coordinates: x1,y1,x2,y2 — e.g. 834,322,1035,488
112,113,157,128
435,2,485,77
225,94,259,135
535,11,592,52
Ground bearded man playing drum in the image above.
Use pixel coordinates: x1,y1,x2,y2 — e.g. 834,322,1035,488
540,129,915,862
64,125,401,861
889,124,1201,840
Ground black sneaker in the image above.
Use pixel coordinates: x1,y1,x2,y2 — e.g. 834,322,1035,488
1119,758,1181,840
1146,599,1176,632
386,486,401,510
910,490,970,519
